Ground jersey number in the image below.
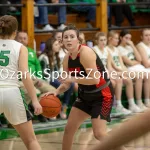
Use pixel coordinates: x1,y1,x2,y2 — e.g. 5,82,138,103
0,51,10,66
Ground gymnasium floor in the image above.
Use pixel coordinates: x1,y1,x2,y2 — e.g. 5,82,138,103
0,116,150,150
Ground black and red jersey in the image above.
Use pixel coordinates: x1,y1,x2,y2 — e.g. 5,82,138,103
68,45,110,91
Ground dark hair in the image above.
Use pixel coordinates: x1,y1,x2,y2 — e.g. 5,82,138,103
62,24,80,40
120,30,130,38
52,30,62,39
0,15,18,38
43,38,60,70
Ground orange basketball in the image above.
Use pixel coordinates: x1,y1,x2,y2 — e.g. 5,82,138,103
40,95,62,118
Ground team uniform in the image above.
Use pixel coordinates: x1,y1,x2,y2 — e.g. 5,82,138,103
68,45,114,122
137,42,150,70
93,46,108,69
0,40,32,125
106,46,122,69
118,45,147,72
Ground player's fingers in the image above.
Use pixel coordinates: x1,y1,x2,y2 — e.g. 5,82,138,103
34,107,41,115
39,107,43,114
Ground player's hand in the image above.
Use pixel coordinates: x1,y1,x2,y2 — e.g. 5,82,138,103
34,80,43,88
32,101,43,115
41,91,57,97
126,40,134,46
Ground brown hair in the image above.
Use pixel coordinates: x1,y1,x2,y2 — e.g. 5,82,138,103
62,24,80,41
43,38,60,70
94,32,106,44
0,15,18,38
108,30,118,38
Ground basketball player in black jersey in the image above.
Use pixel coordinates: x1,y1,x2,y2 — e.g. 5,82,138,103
45,25,114,150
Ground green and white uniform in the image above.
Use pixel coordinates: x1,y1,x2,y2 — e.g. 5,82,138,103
137,42,150,59
0,40,32,125
118,45,147,72
93,46,108,68
107,46,122,69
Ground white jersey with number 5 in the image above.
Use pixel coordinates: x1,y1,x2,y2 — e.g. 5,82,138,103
0,39,22,87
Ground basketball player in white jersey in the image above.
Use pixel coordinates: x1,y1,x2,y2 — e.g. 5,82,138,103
0,15,42,150
136,29,150,68
118,30,150,109
107,31,142,113
93,32,131,116
136,29,150,107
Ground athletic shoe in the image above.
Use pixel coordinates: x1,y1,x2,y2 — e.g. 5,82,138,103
57,24,66,30
129,104,143,113
42,24,54,31
110,107,124,118
137,103,148,111
116,105,132,116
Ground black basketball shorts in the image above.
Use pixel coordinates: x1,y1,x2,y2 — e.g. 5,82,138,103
73,85,114,122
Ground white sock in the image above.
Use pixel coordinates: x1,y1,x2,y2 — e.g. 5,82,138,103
144,99,150,105
128,98,135,106
116,100,122,107
136,99,143,105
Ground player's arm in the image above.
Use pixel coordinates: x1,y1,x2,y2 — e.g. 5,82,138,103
109,54,123,72
136,45,150,68
18,45,42,115
127,40,142,62
73,47,100,85
54,54,72,95
122,55,139,66
91,109,150,150
118,52,127,71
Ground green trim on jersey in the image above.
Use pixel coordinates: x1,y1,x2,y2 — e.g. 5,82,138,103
19,88,28,111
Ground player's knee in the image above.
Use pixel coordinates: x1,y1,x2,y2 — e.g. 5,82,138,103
125,78,132,85
116,78,123,84
64,124,77,135
25,136,37,148
93,131,105,141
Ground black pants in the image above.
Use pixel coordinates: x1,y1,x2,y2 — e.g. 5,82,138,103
112,4,135,26
0,0,7,15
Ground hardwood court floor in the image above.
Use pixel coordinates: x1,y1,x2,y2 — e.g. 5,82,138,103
0,116,150,150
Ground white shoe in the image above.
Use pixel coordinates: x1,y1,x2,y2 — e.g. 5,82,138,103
116,105,132,116
145,102,150,108
42,24,54,31
137,103,148,111
57,24,66,30
129,105,143,113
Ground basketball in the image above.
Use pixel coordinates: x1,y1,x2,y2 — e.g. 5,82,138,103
40,95,62,118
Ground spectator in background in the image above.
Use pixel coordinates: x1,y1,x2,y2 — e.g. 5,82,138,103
52,30,67,67
35,0,67,31
79,32,86,44
16,31,56,122
67,0,96,28
47,0,67,30
0,0,8,15
108,0,135,27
